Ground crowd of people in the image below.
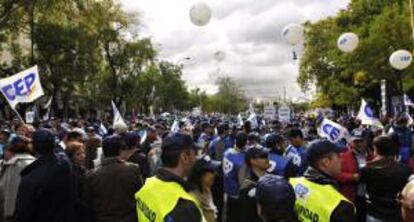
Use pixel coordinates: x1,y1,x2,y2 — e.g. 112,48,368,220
0,113,413,222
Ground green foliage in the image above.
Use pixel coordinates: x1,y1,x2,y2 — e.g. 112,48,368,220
299,0,414,108
0,0,202,117
200,77,247,114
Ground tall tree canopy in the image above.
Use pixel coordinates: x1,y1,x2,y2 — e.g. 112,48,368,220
299,0,414,109
0,0,209,117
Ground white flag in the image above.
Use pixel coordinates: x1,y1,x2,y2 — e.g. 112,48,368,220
249,102,254,113
318,118,349,143
237,113,244,127
405,112,414,125
248,112,258,129
170,120,180,133
356,99,383,128
111,101,126,127
0,66,44,109
44,96,53,109
387,126,394,134
404,94,414,107
99,123,108,136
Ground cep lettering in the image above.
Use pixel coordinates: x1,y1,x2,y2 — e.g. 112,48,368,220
1,73,36,101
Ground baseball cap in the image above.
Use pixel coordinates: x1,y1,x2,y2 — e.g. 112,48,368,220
245,148,269,165
197,155,221,171
10,136,26,146
217,123,229,134
0,128,10,137
307,139,342,164
248,132,260,142
33,129,55,144
102,135,127,157
161,133,201,153
201,122,212,131
255,174,296,214
265,133,283,145
122,132,140,148
350,129,367,141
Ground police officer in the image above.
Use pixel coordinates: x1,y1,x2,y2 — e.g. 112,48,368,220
222,132,248,222
289,139,356,222
265,133,297,178
135,133,205,222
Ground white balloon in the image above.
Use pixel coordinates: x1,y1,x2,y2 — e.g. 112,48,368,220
214,51,226,62
281,24,304,45
389,50,413,70
337,33,359,53
189,3,212,27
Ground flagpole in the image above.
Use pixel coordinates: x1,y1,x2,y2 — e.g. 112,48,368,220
11,107,25,124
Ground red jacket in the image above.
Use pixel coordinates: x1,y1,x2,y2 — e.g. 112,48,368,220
335,146,372,203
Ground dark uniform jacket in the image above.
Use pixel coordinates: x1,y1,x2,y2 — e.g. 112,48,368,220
14,153,75,222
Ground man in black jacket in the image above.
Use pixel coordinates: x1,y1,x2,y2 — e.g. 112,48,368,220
14,129,75,222
290,139,356,222
239,148,270,222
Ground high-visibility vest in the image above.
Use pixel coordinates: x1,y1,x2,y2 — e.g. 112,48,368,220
290,177,354,222
135,176,205,222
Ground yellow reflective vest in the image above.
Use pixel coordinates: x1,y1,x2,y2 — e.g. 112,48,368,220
290,177,354,222
135,176,205,222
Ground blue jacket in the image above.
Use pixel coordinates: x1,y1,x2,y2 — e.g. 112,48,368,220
268,151,296,177
223,148,246,197
394,126,412,148
14,153,75,222
285,144,308,176
224,135,236,149
394,126,413,164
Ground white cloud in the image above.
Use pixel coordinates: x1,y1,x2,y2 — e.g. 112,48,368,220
120,0,350,99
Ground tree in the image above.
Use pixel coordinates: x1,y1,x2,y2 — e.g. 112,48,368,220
299,0,413,109
201,77,247,114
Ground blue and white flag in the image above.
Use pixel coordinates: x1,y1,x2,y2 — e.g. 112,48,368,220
404,94,414,107
99,123,108,136
111,101,126,127
318,118,349,143
0,66,44,109
170,120,180,133
237,113,244,127
248,102,255,113
356,99,383,128
248,112,258,129
387,126,394,134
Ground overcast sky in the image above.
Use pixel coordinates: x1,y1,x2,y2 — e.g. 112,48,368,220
120,0,350,101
